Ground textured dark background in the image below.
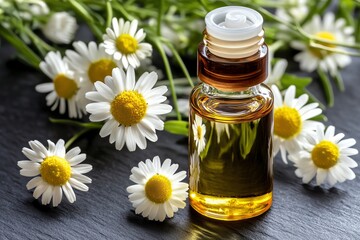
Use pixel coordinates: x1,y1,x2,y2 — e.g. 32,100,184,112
1,34,360,239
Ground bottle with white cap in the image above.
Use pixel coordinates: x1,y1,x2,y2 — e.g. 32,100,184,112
189,6,274,221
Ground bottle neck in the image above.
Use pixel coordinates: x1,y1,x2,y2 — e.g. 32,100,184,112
201,83,261,97
197,42,268,92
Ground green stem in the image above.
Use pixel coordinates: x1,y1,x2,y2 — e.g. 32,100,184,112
268,40,285,54
112,1,133,20
253,0,297,8
64,128,91,149
0,25,41,68
356,12,360,42
309,42,360,57
105,0,113,28
304,88,326,110
295,23,360,50
255,7,302,38
68,0,103,40
49,118,102,129
152,38,181,120
317,0,332,15
334,72,345,92
317,68,334,107
23,26,55,57
198,0,211,12
164,41,194,88
157,0,165,36
300,1,321,26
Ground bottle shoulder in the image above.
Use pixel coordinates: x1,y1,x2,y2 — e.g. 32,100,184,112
190,83,273,123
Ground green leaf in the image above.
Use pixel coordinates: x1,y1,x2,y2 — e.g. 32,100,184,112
164,120,188,136
280,73,312,89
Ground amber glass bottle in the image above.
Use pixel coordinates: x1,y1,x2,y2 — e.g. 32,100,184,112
189,6,274,221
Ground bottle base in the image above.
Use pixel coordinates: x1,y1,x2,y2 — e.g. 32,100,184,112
189,191,272,221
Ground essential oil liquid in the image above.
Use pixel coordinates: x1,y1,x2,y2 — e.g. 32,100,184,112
189,84,273,221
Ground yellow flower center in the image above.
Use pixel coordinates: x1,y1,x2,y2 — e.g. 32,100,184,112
274,106,302,139
311,140,340,169
116,34,138,54
110,90,147,126
197,125,203,140
40,156,71,186
145,174,172,204
88,59,117,84
310,31,336,58
53,74,78,99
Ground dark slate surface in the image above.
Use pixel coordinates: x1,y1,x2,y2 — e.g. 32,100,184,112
0,40,360,240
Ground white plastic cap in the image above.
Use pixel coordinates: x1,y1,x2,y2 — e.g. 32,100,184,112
205,6,263,41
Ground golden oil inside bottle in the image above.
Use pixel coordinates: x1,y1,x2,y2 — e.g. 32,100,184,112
189,84,273,221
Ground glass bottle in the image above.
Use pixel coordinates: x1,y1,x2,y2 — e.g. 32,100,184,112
189,6,274,221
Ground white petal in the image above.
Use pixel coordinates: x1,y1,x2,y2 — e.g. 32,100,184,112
115,126,126,150
35,83,54,93
68,153,86,166
338,138,356,150
26,176,43,190
41,185,53,205
315,168,327,185
52,186,63,207
65,147,81,160
94,81,116,101
339,155,358,168
54,139,66,157
284,85,295,106
69,178,89,191
20,169,40,177
72,173,92,183
125,67,136,90
62,182,76,203
100,119,118,138
72,164,93,174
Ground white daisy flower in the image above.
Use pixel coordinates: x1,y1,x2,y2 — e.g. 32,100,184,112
18,139,92,207
189,152,200,192
272,85,323,163
29,1,49,16
275,0,309,23
36,51,85,118
289,125,358,186
126,156,188,222
265,48,288,87
85,67,172,151
291,12,354,76
42,12,77,44
192,114,206,154
66,41,123,105
103,18,152,69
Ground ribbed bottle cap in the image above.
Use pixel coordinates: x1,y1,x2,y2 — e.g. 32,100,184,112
205,6,263,41
205,6,264,58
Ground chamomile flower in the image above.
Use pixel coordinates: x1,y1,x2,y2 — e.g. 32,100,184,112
272,85,323,163
85,67,172,152
275,0,309,23
36,51,85,118
289,125,358,186
66,41,122,104
18,139,92,206
265,48,288,87
291,12,354,76
103,18,152,69
192,114,206,154
42,12,77,44
189,152,200,192
126,156,188,222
